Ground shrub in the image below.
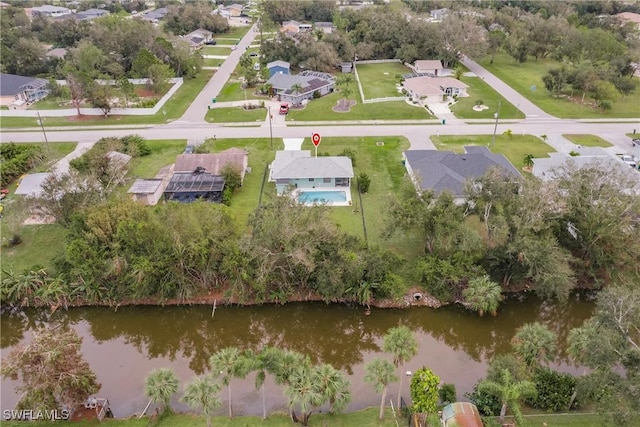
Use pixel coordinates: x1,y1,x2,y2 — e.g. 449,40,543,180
312,90,321,99
357,173,370,193
439,383,457,405
2,234,22,248
0,144,43,187
527,367,577,411
465,381,501,416
475,100,484,106
339,148,356,167
569,150,579,157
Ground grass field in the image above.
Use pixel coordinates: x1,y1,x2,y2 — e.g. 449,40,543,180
431,134,556,169
287,92,432,121
0,71,214,128
480,53,640,118
202,46,232,56
215,25,251,43
203,58,224,67
450,76,525,120
205,106,266,123
355,62,412,99
0,223,66,273
216,81,268,102
128,140,187,179
562,134,613,147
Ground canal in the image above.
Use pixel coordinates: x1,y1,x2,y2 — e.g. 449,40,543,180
0,294,595,417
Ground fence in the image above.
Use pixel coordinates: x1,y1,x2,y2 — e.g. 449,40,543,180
355,59,402,64
362,96,407,104
0,78,183,117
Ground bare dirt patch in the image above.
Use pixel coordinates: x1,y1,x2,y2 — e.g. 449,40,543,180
134,87,157,98
332,100,357,113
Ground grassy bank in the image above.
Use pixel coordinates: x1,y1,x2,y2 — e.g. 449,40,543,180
205,106,266,123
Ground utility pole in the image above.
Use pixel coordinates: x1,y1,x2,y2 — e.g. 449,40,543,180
36,111,48,145
268,105,273,149
491,100,501,147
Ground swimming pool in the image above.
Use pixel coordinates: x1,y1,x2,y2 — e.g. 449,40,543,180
297,190,347,204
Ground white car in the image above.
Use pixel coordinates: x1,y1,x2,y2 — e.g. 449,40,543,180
619,154,637,168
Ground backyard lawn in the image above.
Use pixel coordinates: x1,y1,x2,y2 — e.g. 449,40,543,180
0,71,214,128
0,223,66,273
562,134,612,147
287,92,433,122
205,106,266,123
355,62,412,99
431,134,555,169
450,76,525,120
480,53,640,118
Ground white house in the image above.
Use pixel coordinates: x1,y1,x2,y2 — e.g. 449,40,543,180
414,60,444,76
31,5,71,17
403,76,469,103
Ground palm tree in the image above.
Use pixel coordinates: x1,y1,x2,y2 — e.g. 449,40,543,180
523,154,535,168
182,375,221,427
453,65,465,80
245,347,278,420
511,322,557,370
285,365,324,426
462,275,503,317
337,74,354,108
290,83,303,106
312,364,351,414
209,347,250,418
478,368,537,425
144,368,179,414
383,325,418,409
364,358,398,420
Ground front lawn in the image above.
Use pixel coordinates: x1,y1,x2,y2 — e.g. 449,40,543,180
562,134,613,147
287,92,432,122
202,46,232,56
0,71,214,128
205,106,266,123
216,25,251,41
480,53,640,118
128,140,188,179
355,62,412,99
450,76,525,120
216,81,268,102
203,58,224,67
431,134,556,169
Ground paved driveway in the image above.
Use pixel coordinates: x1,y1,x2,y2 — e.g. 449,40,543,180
461,56,554,119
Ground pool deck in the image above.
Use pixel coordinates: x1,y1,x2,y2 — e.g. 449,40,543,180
293,187,353,207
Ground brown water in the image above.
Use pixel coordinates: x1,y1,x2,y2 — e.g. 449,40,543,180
0,294,595,417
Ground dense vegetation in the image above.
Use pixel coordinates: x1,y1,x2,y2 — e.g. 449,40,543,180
0,143,43,187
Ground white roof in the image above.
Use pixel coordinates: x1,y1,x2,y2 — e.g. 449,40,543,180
14,173,52,197
415,60,443,70
128,179,163,194
270,151,354,180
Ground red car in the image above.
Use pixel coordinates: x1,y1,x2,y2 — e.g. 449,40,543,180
279,103,289,115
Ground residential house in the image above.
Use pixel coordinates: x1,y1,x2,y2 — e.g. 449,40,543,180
403,76,469,103
314,22,335,34
266,70,336,106
182,28,213,50
174,148,249,183
280,20,301,35
441,402,483,427
430,7,449,20
73,8,110,20
225,3,244,17
413,59,443,76
531,147,640,193
267,60,291,77
269,150,354,195
0,73,50,108
403,146,520,203
616,12,640,30
140,7,169,23
164,172,225,203
128,179,165,206
31,5,72,17
0,1,11,8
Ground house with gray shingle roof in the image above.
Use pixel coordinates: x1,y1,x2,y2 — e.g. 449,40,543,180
141,7,169,23
266,70,336,106
404,146,520,203
0,73,50,108
269,150,354,195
